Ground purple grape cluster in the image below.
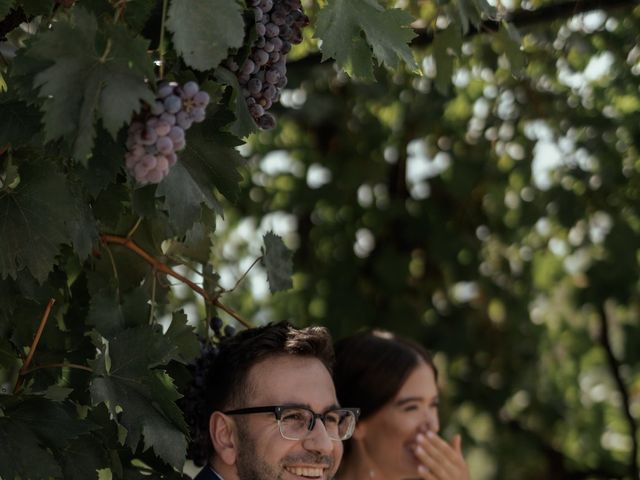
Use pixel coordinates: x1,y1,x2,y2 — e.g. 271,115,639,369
226,0,308,129
125,81,210,185
180,337,219,466
180,319,237,465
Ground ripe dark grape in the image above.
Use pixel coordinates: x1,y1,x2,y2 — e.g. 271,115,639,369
124,81,210,185
209,316,223,334
226,0,308,130
224,325,236,337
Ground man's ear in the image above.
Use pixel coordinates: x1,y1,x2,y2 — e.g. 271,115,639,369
209,412,238,465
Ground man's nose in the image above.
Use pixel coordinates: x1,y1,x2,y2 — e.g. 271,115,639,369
302,419,334,454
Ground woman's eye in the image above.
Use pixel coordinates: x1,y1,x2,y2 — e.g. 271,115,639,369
403,404,420,412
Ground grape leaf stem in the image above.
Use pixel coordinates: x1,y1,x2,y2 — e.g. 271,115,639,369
100,234,251,329
227,256,263,294
21,363,93,375
158,0,170,79
14,298,56,393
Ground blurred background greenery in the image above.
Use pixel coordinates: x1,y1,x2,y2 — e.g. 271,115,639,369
182,0,640,478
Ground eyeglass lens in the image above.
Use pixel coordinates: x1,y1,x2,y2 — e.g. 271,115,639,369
279,407,356,440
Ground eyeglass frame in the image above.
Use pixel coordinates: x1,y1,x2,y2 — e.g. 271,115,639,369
223,404,361,441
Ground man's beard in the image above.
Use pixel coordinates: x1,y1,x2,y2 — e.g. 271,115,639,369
235,423,336,480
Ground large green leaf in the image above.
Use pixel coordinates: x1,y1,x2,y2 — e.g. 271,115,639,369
60,435,110,480
315,0,417,79
0,162,79,282
262,232,293,293
88,287,149,339
0,417,62,479
9,397,92,449
90,325,188,470
156,119,245,233
13,8,154,162
166,0,245,71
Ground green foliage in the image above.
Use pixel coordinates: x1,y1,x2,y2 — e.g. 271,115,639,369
0,161,88,281
0,0,418,477
315,0,418,79
3,0,637,478
12,8,155,161
166,0,245,72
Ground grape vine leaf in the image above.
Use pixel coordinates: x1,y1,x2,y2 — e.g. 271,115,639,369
0,417,62,479
0,162,81,282
83,0,157,32
315,0,418,80
0,0,13,21
262,232,293,293
157,119,245,234
90,325,188,470
165,221,213,263
0,99,42,148
215,67,259,138
9,397,93,449
165,311,200,363
88,287,149,339
77,129,126,197
60,435,110,480
14,8,155,162
167,0,245,72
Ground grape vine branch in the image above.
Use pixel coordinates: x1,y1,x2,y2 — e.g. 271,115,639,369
14,298,56,393
99,234,251,329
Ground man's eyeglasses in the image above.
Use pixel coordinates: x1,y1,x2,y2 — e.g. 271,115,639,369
224,405,360,441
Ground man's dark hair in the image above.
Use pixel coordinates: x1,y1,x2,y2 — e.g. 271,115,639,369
185,322,334,465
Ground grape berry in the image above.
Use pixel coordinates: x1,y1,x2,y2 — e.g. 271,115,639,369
125,81,210,185
226,0,308,130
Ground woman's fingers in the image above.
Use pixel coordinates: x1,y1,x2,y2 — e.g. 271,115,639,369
414,432,470,480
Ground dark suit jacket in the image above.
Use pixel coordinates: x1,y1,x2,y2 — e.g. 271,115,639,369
193,466,223,480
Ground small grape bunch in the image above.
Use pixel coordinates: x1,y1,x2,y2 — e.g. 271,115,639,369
125,81,210,185
225,0,309,130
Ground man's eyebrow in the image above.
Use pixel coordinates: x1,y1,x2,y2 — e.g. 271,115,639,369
280,402,342,412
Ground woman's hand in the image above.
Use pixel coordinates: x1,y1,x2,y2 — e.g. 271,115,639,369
413,431,470,480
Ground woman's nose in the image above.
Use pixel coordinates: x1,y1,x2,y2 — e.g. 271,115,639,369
420,409,440,434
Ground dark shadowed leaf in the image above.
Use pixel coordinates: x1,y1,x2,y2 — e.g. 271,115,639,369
0,162,78,282
262,232,293,293
0,417,62,479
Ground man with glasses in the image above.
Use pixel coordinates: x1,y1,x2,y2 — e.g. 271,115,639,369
191,322,359,480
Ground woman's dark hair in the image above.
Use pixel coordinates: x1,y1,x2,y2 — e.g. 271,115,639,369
183,322,334,466
334,329,437,424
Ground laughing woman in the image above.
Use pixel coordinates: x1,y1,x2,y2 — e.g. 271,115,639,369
334,330,469,480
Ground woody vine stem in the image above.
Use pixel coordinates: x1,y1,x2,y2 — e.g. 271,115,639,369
99,233,251,329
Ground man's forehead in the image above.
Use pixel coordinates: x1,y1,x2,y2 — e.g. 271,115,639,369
245,354,337,407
